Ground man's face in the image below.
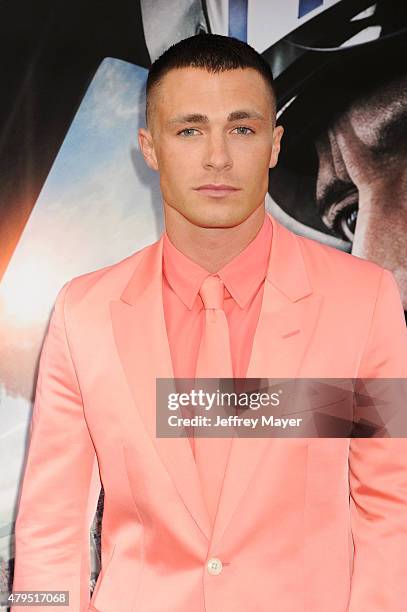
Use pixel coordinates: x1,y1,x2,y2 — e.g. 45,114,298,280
314,74,407,311
139,67,283,228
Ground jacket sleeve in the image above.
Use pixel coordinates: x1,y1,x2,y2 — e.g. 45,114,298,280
11,280,101,612
347,268,407,611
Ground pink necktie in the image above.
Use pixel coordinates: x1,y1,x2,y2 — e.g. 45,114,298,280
194,275,234,525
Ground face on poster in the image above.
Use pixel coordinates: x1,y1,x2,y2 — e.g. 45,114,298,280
0,0,405,578
263,0,407,317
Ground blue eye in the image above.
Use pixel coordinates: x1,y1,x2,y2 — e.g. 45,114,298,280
178,128,198,137
233,126,254,135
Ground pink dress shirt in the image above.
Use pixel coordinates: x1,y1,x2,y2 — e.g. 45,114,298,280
162,213,272,379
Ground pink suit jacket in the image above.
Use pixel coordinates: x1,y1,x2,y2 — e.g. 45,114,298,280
12,212,407,612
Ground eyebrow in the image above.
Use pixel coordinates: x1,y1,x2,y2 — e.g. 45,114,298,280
166,109,266,125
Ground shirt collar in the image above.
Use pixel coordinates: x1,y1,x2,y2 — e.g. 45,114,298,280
162,213,272,310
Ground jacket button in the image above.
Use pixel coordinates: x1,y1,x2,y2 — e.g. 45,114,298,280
206,557,223,575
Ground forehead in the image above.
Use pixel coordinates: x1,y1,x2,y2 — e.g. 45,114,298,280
330,74,407,151
155,66,270,116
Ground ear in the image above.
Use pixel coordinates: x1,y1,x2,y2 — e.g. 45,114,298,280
138,127,159,171
269,125,284,169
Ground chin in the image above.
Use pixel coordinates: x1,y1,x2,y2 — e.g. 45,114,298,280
190,210,248,229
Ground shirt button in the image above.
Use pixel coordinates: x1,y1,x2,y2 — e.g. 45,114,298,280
206,557,223,575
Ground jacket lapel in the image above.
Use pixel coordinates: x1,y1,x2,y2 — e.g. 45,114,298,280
210,213,323,548
110,236,212,541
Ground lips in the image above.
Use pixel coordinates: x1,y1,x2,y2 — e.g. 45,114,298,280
194,184,240,198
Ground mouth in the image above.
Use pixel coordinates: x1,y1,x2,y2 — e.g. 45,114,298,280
194,186,241,198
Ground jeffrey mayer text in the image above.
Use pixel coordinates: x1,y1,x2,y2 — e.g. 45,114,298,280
168,414,303,429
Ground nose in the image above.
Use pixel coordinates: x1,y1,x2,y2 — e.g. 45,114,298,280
203,133,233,171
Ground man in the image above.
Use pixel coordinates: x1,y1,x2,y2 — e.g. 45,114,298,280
11,33,407,612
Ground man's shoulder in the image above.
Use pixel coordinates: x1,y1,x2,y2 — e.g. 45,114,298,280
277,224,395,312
62,238,158,307
295,229,385,286
271,213,385,287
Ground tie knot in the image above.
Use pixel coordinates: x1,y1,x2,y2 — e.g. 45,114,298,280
199,275,225,310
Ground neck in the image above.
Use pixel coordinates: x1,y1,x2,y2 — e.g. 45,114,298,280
164,203,266,273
